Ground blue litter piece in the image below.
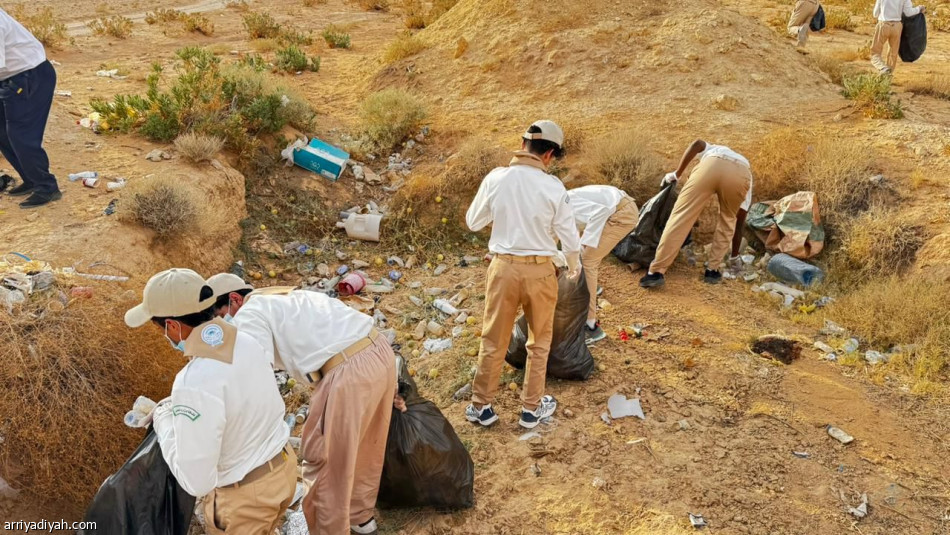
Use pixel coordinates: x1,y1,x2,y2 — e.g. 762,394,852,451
292,138,350,181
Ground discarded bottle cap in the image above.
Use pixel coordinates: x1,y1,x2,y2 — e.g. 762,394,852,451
389,270,402,281
337,265,350,276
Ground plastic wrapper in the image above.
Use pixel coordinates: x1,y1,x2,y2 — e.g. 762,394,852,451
505,269,595,381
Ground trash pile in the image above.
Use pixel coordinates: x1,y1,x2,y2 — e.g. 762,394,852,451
810,319,911,366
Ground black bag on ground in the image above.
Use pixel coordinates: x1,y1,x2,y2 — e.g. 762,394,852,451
79,429,195,535
810,5,826,32
377,359,475,510
612,183,679,268
505,269,595,381
899,12,927,62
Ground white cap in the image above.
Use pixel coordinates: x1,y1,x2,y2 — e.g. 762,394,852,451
206,273,253,299
125,268,215,328
522,120,565,149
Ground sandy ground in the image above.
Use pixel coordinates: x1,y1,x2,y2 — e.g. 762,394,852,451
1,0,949,533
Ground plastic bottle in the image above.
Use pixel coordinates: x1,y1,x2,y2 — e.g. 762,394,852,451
767,253,824,287
343,213,382,242
68,171,98,182
433,299,460,315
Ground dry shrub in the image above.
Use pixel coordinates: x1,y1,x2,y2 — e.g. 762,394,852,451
250,38,279,53
586,130,664,207
712,94,739,111
811,53,861,84
825,8,856,30
0,289,180,506
389,139,508,246
831,208,925,282
303,0,327,5
356,0,390,11
182,13,215,36
827,276,950,389
383,32,427,63
243,12,281,39
174,132,225,162
426,0,458,24
88,15,134,39
13,7,69,48
120,177,202,238
842,73,903,119
360,89,427,150
145,8,184,24
903,74,950,100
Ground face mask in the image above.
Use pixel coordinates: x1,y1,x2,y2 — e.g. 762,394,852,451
223,313,234,324
165,322,186,353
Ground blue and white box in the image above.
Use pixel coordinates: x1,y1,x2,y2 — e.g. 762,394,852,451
292,138,350,181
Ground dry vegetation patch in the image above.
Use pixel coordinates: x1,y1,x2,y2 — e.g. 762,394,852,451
360,89,427,150
12,7,69,48
842,73,904,119
88,15,134,39
586,130,665,206
120,177,202,238
383,32,427,63
174,132,225,163
903,74,950,100
831,208,925,283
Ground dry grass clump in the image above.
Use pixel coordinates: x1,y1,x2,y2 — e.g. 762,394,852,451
174,132,225,163
88,15,134,39
182,13,215,36
827,276,950,390
360,89,427,150
13,7,69,48
243,12,281,39
842,73,903,119
903,74,950,100
322,24,352,48
0,289,180,506
356,0,390,11
383,32,427,63
831,208,925,282
303,0,328,5
120,177,202,238
145,8,184,24
811,53,862,84
586,130,664,207
825,8,856,30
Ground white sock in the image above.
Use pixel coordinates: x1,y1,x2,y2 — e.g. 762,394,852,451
587,319,597,329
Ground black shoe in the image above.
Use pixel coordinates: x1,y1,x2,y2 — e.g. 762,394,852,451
639,272,665,288
7,183,34,197
0,174,13,192
704,269,722,284
19,191,62,209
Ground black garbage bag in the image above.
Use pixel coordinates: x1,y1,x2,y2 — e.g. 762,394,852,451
377,359,475,510
612,183,679,268
79,429,195,535
810,5,826,31
899,12,927,63
505,268,595,380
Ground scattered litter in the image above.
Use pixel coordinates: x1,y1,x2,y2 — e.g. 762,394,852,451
373,309,387,328
827,425,855,445
123,396,157,428
815,296,834,308
388,270,402,281
755,282,805,300
68,171,98,182
96,69,127,80
337,265,349,276
433,264,448,276
688,513,707,529
740,254,755,265
294,405,309,424
813,341,835,354
341,213,382,242
335,250,348,261
600,412,612,425
824,353,838,362
433,299,460,315
106,178,126,191
752,335,802,364
55,90,72,97
425,287,445,296
336,272,366,296
767,253,824,286
81,175,99,188
31,271,55,291
848,493,869,519
145,149,171,162
519,431,541,441
281,509,308,535
408,295,423,307
451,325,464,338
606,394,645,420
864,350,887,365
742,272,759,282
408,281,423,289
591,477,607,490
821,320,847,337
351,259,370,269
449,290,470,307
282,137,350,181
412,320,427,341
426,320,444,336
69,287,94,298
387,256,405,268
365,280,395,293
843,338,859,354
455,311,469,324
792,451,810,458
452,383,472,401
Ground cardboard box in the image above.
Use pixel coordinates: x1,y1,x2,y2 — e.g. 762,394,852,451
292,138,350,181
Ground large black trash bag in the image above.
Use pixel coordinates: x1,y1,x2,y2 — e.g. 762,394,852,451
377,359,475,510
79,429,195,535
810,5,826,32
899,12,927,63
505,268,595,381
612,183,679,268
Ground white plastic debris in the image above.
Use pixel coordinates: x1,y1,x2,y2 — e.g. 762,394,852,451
864,350,887,365
848,493,869,519
96,69,127,80
425,287,445,296
423,338,453,353
757,282,805,300
827,425,854,445
688,513,707,528
740,254,755,265
606,394,645,420
814,341,835,354
408,295,424,307
821,320,847,336
433,299,460,315
843,338,859,353
451,325,464,338
280,139,307,167
123,396,157,428
433,264,448,276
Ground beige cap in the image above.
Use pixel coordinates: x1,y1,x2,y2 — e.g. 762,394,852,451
125,268,216,328
206,273,253,299
522,120,564,148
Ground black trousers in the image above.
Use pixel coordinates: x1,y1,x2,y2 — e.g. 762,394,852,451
0,60,59,194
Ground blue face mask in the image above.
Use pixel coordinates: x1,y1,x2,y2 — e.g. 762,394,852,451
223,313,234,324
165,322,186,353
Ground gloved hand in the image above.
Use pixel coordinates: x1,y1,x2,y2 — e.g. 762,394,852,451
565,252,581,280
660,171,678,187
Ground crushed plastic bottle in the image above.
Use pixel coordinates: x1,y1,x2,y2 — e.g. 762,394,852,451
433,299,460,315
68,171,98,182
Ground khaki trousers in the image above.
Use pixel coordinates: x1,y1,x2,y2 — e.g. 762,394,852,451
301,336,396,534
649,157,751,275
871,21,903,72
203,446,298,535
787,0,819,39
581,197,639,322
472,255,558,411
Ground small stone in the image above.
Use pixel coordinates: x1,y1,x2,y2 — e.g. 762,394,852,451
678,419,691,431
563,409,575,418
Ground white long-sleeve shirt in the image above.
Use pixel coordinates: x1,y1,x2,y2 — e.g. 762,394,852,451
698,144,754,211
873,0,921,21
466,152,581,256
0,8,46,81
567,185,633,249
152,319,289,497
233,289,374,383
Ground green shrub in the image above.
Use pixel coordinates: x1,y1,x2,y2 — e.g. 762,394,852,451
360,89,426,149
239,53,268,72
309,56,321,72
13,7,69,48
276,45,309,72
243,12,281,39
88,15,134,39
279,29,314,46
322,24,352,48
842,73,903,119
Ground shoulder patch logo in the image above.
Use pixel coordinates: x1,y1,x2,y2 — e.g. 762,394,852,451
201,324,225,347
172,405,201,421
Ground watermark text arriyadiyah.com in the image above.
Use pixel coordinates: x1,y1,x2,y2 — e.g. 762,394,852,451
3,520,96,533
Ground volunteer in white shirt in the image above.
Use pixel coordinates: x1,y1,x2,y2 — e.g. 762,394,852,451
124,269,296,535
464,120,582,430
566,185,639,344
205,273,399,535
870,0,925,73
640,140,753,289
0,8,61,208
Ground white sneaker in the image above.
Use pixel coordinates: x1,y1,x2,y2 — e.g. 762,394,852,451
519,395,557,429
797,25,808,47
351,518,378,535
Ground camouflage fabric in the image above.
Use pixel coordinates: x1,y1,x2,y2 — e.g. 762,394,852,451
746,191,825,259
